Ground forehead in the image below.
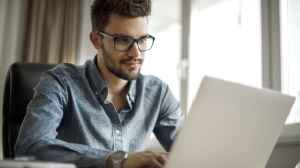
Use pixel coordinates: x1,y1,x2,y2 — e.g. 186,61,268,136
104,14,148,37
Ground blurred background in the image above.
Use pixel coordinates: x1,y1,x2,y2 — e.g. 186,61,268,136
1,0,300,161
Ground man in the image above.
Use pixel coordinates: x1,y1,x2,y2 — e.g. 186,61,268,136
15,0,184,168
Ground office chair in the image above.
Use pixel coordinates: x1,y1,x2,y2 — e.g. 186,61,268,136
2,62,56,158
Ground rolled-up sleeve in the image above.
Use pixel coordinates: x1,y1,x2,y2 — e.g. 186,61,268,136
15,72,110,168
153,86,185,152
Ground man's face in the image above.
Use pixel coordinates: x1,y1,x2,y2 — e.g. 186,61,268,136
98,15,148,80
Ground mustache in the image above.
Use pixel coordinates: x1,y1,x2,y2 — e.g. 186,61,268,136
120,58,143,64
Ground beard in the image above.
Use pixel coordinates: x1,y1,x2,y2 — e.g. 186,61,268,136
101,45,143,80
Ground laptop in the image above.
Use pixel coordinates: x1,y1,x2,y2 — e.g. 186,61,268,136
165,76,295,168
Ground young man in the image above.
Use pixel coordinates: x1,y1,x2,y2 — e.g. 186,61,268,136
15,0,184,168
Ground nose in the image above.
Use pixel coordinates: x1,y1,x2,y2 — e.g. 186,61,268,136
128,42,142,58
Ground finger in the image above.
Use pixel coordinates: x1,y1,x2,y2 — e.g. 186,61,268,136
148,152,167,165
156,154,167,165
159,152,168,158
146,157,164,168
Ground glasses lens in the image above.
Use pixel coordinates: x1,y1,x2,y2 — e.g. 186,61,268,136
114,35,155,52
138,36,154,51
115,37,133,51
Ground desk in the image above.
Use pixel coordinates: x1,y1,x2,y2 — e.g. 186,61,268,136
0,160,76,168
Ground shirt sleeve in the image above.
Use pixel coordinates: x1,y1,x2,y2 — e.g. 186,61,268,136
15,72,110,168
153,85,185,152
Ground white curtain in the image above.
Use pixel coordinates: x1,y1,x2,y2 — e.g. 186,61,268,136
0,0,27,158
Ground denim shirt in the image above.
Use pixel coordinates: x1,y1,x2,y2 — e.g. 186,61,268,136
15,59,184,168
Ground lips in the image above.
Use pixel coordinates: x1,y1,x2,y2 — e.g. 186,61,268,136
124,61,140,65
121,59,142,66
125,62,140,69
121,59,142,70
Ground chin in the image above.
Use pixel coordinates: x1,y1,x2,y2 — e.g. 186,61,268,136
122,68,141,80
115,71,140,80
125,73,140,80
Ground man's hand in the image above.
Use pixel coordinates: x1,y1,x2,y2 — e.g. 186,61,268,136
123,151,167,168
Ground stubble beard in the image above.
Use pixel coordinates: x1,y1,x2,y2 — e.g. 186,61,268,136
101,45,143,81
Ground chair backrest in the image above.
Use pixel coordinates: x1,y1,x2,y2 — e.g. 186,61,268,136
2,62,56,158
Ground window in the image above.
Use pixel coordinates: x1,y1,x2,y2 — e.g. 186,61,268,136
281,0,300,124
188,0,262,108
142,0,182,99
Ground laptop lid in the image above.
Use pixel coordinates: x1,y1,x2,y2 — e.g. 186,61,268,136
165,76,295,168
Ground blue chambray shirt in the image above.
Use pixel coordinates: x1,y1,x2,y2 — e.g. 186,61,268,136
15,58,184,168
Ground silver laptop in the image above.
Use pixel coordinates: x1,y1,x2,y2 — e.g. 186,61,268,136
165,76,295,168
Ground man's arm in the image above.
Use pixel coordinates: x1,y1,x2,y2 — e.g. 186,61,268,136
15,73,110,168
153,85,185,152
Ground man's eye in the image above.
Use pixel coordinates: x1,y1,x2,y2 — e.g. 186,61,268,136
116,37,132,44
138,37,147,44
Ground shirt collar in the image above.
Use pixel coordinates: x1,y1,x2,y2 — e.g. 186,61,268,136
86,57,137,106
127,80,136,103
86,58,107,99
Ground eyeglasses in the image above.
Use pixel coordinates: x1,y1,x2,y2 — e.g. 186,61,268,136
97,31,155,52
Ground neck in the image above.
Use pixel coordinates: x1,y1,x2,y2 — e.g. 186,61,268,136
96,57,128,96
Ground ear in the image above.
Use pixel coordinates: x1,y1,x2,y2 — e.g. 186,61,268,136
90,32,102,49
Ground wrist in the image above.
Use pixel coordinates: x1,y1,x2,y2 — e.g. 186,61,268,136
105,152,114,168
120,155,127,168
106,151,128,168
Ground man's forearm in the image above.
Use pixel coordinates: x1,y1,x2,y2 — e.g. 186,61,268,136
16,138,111,168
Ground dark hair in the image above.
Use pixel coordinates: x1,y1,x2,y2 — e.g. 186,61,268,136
91,0,152,31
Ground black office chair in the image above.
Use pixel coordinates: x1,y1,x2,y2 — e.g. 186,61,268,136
2,62,56,158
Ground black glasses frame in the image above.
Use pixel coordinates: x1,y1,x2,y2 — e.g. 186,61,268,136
97,31,155,52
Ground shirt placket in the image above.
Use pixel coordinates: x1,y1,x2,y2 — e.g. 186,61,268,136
106,101,124,151
113,122,123,151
